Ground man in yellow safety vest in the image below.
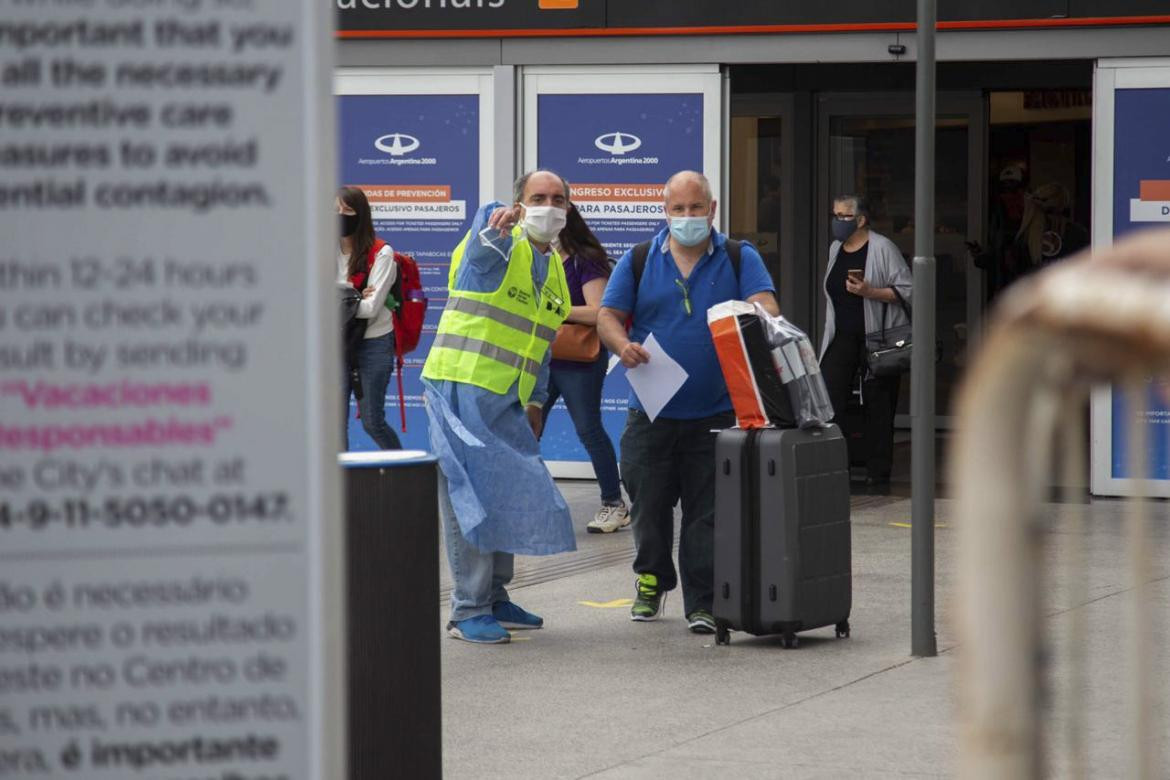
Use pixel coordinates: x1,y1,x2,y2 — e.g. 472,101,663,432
422,170,576,645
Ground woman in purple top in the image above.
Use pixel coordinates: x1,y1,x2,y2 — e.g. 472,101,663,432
542,205,629,533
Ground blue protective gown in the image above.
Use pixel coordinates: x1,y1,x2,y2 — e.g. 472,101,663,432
422,202,576,555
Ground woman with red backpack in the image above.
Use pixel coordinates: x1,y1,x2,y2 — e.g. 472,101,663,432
337,186,402,450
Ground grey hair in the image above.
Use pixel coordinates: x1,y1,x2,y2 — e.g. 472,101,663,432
663,170,713,202
833,194,871,222
513,169,571,204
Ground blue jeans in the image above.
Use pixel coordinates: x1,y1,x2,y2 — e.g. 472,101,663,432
438,472,514,622
541,352,622,504
342,332,402,450
619,408,735,615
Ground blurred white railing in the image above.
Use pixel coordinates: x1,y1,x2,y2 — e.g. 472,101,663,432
953,230,1170,779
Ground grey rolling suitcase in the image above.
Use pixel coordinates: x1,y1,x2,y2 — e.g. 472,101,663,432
713,425,852,647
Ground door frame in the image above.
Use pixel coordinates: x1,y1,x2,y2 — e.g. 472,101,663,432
728,92,800,321
814,90,987,428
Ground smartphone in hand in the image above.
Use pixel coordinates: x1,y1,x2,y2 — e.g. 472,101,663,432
846,269,864,283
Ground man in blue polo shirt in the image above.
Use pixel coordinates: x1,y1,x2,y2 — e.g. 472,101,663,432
597,170,778,634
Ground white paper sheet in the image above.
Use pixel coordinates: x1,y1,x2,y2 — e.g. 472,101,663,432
626,333,688,422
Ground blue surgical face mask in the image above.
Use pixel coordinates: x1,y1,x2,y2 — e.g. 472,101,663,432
669,216,711,247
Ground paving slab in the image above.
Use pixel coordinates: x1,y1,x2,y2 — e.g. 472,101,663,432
438,479,1159,778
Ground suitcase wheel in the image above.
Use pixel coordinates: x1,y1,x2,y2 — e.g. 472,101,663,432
780,632,799,650
715,623,731,646
835,620,851,639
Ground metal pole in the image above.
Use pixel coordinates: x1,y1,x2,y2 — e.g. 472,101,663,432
912,0,938,658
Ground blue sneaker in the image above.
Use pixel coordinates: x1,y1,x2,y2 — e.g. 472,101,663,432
447,615,510,644
492,601,544,630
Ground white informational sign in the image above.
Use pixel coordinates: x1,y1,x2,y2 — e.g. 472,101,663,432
1090,59,1170,498
334,68,495,452
0,4,343,779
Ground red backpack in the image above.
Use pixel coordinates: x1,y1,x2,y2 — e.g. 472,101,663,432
367,240,428,432
387,250,426,357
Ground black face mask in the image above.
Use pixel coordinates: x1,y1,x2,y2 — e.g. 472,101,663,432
831,217,858,242
340,213,360,237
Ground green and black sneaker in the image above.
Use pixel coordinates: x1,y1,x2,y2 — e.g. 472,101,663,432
630,573,666,622
686,609,716,634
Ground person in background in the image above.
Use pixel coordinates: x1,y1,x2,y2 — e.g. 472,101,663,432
421,170,575,645
970,163,1027,302
993,163,1029,238
1012,182,1089,274
818,194,912,491
971,180,1088,301
542,204,629,533
337,186,401,450
597,170,778,634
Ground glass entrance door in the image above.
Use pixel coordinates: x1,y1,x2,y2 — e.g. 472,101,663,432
817,93,986,421
727,94,800,323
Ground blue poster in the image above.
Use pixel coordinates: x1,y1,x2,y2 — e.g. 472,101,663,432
537,93,704,464
1110,88,1170,479
337,94,479,451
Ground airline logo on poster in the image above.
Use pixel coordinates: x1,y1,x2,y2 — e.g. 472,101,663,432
579,131,659,167
375,133,420,156
1131,179,1170,221
361,132,437,166
595,132,642,155
358,184,466,221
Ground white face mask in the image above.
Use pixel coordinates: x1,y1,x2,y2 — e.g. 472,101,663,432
522,205,567,243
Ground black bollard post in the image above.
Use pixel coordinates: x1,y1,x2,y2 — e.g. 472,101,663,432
341,451,442,780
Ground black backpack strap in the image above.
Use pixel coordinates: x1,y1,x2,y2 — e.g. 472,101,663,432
630,240,653,291
629,236,743,314
724,238,742,283
631,238,741,286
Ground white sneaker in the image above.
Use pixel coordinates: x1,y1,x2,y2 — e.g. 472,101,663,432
587,503,630,534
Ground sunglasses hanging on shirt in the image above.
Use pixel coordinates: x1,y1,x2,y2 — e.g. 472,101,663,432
675,278,693,316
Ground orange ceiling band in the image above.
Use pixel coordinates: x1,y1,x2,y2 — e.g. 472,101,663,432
336,15,1170,40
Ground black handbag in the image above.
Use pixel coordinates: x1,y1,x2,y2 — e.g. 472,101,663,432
864,288,913,378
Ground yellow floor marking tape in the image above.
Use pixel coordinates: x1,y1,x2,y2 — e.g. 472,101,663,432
578,598,634,609
889,522,948,529
510,636,532,642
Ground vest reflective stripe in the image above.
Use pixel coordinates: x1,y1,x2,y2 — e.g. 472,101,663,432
443,296,558,343
431,333,542,378
422,225,569,404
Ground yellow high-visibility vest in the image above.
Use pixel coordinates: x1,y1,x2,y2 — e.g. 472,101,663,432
422,226,570,405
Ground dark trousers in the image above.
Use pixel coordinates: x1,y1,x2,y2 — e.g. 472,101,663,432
619,408,735,615
820,331,900,480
